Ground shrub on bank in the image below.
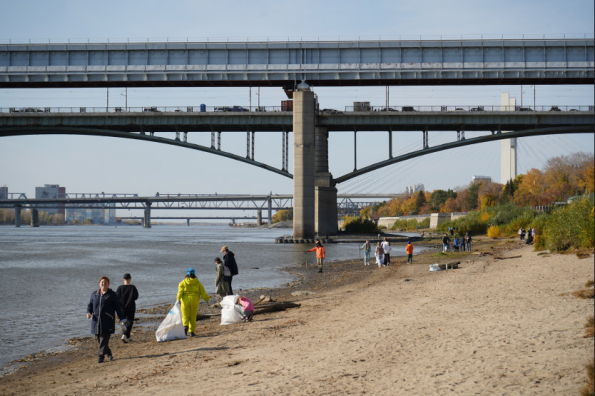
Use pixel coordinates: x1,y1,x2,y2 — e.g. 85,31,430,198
539,195,595,252
391,218,430,230
343,217,379,233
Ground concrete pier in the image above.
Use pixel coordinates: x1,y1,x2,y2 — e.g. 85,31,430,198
292,86,316,239
143,203,152,228
314,127,338,236
30,208,40,227
257,209,262,225
15,205,21,227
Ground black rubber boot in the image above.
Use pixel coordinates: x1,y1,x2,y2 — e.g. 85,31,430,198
184,326,188,336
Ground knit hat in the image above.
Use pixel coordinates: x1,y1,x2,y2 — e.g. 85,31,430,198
123,273,131,280
186,268,196,276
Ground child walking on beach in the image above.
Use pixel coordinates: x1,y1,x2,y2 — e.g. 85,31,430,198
360,240,371,265
306,240,326,273
406,240,414,264
116,273,139,343
375,242,384,268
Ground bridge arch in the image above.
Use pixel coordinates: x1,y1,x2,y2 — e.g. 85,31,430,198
0,126,292,179
335,126,594,183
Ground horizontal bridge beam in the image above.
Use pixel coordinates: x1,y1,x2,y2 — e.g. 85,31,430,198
1,38,593,88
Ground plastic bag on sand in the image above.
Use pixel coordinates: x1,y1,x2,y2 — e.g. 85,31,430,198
220,295,241,325
429,264,443,272
155,301,187,342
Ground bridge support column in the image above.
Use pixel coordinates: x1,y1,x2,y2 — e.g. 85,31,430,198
268,197,272,225
15,205,21,227
257,209,262,225
187,219,190,227
315,127,338,236
30,208,40,227
292,86,316,239
143,203,152,228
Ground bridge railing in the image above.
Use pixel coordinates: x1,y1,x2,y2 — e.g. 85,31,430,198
2,106,284,114
343,105,595,113
3,105,593,115
1,33,593,45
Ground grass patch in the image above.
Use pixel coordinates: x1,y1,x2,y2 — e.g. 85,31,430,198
537,252,550,256
432,252,448,257
580,358,594,396
573,289,595,299
585,316,594,338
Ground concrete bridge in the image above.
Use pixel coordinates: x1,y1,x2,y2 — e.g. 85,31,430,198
1,37,593,88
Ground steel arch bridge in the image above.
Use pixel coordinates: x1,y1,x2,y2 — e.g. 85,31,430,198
1,124,592,183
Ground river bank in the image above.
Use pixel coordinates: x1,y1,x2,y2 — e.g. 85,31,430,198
0,238,593,395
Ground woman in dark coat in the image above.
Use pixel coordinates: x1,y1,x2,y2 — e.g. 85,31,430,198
87,276,126,363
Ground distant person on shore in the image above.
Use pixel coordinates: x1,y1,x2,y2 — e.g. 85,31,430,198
306,240,326,273
116,273,139,343
466,232,472,251
460,234,466,252
359,240,371,265
442,234,450,252
518,228,526,241
177,268,210,337
86,276,126,364
375,242,385,267
221,246,239,294
215,257,231,297
406,240,414,264
526,230,534,245
235,296,255,322
453,236,460,251
531,227,536,238
382,238,391,266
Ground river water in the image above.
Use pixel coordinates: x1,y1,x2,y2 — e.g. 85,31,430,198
0,225,414,369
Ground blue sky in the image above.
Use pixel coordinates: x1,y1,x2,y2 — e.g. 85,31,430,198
0,0,593,220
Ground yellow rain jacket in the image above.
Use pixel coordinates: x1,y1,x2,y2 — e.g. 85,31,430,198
177,277,210,333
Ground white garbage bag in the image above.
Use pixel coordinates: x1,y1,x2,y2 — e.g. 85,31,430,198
220,295,242,325
155,301,187,342
429,264,443,272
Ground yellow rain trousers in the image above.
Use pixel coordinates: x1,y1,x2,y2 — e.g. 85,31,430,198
177,277,210,333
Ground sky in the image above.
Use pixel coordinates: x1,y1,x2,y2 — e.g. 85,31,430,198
0,0,594,220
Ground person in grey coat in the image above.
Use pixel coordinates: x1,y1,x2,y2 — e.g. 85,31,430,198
215,257,231,297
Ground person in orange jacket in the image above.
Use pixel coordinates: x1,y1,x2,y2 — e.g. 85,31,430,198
406,240,414,264
306,240,326,273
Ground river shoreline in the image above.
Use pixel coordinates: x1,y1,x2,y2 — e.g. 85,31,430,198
1,237,592,395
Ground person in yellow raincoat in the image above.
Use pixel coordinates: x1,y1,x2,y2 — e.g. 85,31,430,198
177,268,210,337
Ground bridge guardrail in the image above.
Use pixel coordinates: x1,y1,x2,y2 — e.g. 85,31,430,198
343,105,595,113
2,105,593,114
2,106,285,114
1,33,593,45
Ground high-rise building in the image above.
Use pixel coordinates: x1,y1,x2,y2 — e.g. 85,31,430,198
0,186,7,199
405,183,425,195
35,184,66,215
501,93,518,183
472,175,492,184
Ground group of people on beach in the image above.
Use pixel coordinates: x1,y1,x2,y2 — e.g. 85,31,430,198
358,238,415,266
518,227,536,244
442,232,472,252
85,245,250,364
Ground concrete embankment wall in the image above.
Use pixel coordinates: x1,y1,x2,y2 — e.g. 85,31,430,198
379,212,468,230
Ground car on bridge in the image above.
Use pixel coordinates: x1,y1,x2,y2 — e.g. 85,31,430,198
12,107,43,113
214,106,249,112
320,108,343,115
470,106,484,111
518,107,533,111
143,107,160,112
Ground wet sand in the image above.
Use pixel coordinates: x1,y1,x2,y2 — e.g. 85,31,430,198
0,239,593,395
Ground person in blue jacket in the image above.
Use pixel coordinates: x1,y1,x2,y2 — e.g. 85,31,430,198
87,276,126,363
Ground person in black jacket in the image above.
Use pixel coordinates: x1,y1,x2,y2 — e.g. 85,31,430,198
87,276,126,363
116,273,139,343
220,246,239,294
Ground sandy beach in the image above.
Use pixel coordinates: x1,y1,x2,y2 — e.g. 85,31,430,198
0,239,593,395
